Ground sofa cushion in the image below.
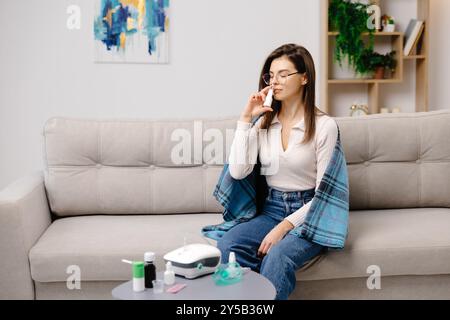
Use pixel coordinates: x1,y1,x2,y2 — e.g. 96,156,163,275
298,208,450,280
29,214,223,282
339,111,450,210
43,117,236,216
30,208,450,283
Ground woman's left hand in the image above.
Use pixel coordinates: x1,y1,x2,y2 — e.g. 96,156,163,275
257,219,294,257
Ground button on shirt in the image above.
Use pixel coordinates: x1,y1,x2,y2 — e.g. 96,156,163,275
228,113,339,227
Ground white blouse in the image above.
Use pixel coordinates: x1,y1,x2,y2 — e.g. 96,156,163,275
228,113,338,227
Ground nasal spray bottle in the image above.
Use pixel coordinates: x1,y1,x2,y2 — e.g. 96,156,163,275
263,86,274,107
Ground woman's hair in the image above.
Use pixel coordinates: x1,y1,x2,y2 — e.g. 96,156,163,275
258,43,327,144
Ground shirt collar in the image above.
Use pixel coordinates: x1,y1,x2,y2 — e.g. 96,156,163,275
271,113,305,130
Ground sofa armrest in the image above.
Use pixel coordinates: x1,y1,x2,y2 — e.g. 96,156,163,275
0,172,52,299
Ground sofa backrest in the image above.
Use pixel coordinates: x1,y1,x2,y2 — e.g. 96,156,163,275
43,110,450,216
43,117,234,216
338,109,450,210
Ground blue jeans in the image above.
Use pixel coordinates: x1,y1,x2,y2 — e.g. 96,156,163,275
217,186,326,300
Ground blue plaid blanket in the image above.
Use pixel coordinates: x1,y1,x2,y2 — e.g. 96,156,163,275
202,117,350,249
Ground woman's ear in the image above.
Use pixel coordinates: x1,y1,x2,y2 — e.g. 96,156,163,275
301,73,308,85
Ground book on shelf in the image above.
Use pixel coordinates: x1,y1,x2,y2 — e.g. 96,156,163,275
404,19,425,56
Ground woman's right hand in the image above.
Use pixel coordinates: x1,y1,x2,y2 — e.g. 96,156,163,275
240,85,274,123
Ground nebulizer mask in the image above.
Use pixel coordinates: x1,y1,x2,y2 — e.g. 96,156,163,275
212,252,243,286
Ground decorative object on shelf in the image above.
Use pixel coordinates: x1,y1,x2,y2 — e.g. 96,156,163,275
381,14,396,32
94,0,170,63
392,107,401,113
328,0,375,77
360,50,397,79
404,19,425,56
350,104,369,117
380,108,390,114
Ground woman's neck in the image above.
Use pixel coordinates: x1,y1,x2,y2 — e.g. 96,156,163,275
279,92,305,122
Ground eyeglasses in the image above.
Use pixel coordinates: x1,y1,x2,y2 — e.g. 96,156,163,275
262,71,300,85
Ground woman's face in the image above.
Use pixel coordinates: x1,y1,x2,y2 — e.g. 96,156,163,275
269,55,307,101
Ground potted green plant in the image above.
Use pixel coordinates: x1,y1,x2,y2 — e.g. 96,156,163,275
360,50,397,79
328,0,375,77
381,14,396,32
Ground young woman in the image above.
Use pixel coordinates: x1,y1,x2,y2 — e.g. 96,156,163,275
217,44,339,300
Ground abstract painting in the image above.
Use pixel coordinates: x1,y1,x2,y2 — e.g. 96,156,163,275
94,0,169,63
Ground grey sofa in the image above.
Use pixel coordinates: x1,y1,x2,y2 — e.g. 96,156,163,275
1,110,450,300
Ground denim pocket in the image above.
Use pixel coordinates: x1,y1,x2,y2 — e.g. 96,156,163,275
302,195,314,205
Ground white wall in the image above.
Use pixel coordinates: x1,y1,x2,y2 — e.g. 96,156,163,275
430,0,450,111
0,0,449,189
0,0,320,189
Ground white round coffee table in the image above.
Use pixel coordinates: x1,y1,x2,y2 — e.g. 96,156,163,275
112,270,276,300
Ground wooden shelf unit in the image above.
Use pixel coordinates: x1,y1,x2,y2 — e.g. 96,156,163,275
328,31,403,36
320,0,430,116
